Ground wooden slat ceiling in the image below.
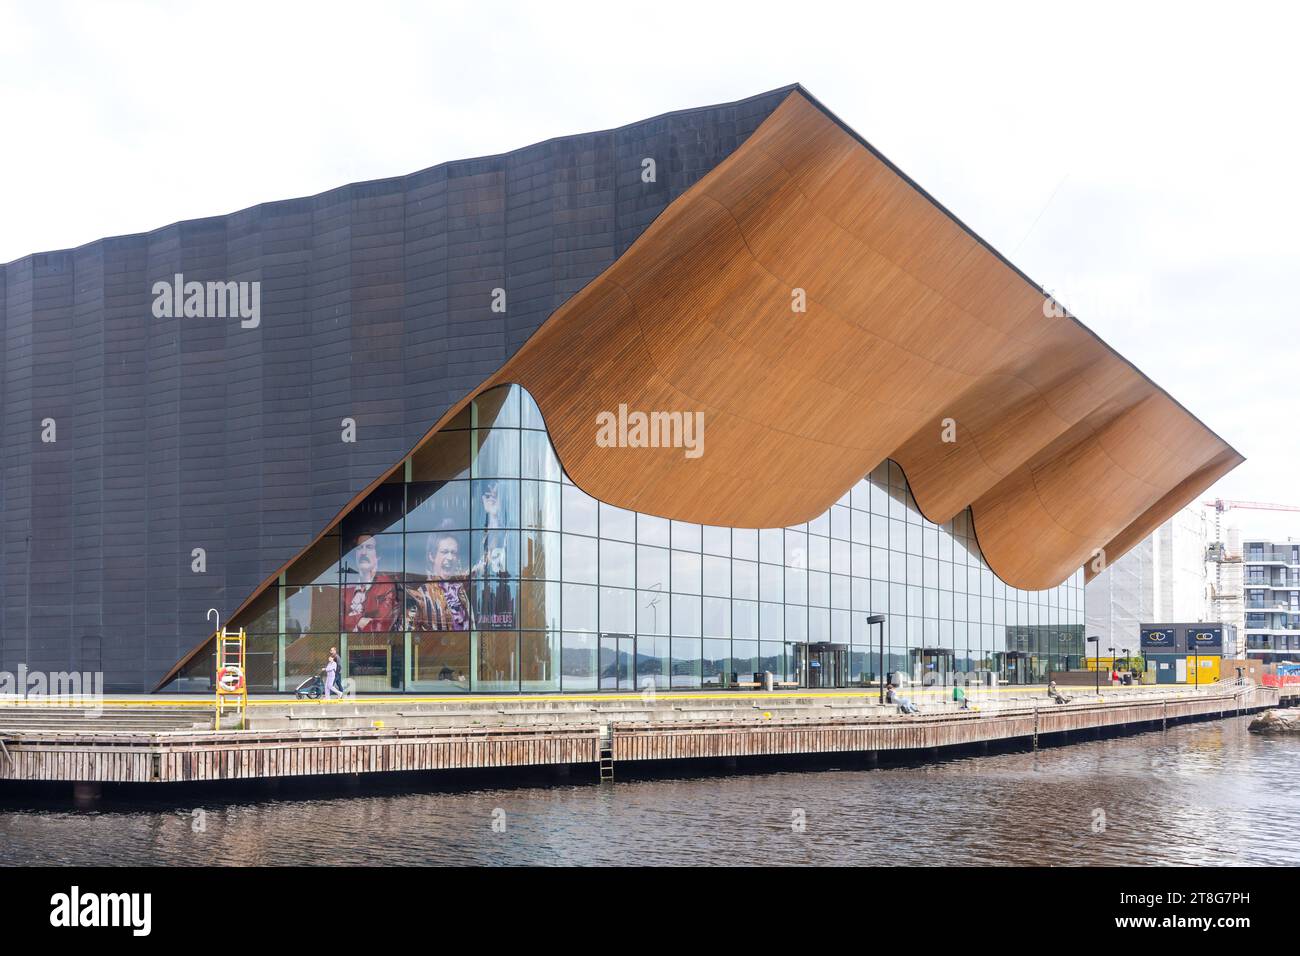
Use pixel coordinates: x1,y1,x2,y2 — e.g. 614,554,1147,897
481,88,1242,590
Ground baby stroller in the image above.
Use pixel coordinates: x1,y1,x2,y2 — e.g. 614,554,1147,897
295,666,348,699
294,671,325,700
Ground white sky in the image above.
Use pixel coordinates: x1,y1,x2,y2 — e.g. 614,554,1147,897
2,0,1297,539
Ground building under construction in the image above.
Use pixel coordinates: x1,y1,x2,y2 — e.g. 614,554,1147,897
1086,504,1219,654
1087,498,1300,664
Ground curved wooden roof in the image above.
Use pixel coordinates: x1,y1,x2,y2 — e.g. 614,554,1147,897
479,88,1241,589
155,86,1242,689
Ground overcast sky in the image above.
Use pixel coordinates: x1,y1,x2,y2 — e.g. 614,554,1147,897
2,0,1296,539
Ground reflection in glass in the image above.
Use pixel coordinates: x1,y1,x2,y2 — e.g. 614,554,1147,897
599,587,636,633
412,632,470,689
562,534,599,584
236,379,1085,694
285,585,339,635
561,632,598,691
286,537,342,586
600,503,636,543
562,483,599,537
410,431,471,482
406,480,471,533
562,583,598,632
637,546,669,592
671,550,701,595
477,631,519,691
520,388,546,430
474,428,519,479
521,430,562,482
520,529,558,580
519,580,561,631
702,525,731,557
521,480,560,531
474,385,520,429
599,539,635,589
521,631,559,689
637,636,669,688
671,638,702,688
342,483,404,541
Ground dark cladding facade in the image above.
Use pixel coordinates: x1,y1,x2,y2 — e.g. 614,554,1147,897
0,90,794,692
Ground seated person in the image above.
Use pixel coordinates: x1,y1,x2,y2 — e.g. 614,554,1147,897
890,684,920,715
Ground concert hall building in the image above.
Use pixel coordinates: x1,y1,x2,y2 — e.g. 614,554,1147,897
0,86,1242,694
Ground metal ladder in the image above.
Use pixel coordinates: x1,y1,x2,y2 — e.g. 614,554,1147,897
598,725,614,782
215,627,248,730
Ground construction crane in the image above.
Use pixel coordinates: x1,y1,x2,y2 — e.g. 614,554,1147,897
1203,499,1300,514
1202,498,1300,558
1202,500,1300,641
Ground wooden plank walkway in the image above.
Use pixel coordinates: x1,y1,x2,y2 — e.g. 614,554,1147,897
612,689,1265,762
0,686,1277,784
0,725,601,784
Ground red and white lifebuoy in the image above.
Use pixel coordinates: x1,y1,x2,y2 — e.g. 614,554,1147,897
216,664,245,694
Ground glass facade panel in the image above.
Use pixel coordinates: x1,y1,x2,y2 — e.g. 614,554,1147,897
238,384,1085,693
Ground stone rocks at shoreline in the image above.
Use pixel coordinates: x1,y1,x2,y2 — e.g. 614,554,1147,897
1248,709,1300,734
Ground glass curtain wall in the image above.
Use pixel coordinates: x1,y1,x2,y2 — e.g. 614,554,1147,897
219,384,1085,693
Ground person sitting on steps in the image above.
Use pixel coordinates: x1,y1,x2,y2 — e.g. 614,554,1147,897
1048,679,1069,705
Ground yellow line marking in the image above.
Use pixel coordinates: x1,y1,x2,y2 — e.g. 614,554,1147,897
0,684,1198,709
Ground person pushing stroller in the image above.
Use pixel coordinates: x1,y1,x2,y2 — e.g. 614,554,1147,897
293,647,346,700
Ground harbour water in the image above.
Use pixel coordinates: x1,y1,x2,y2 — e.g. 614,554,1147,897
1,715,1295,866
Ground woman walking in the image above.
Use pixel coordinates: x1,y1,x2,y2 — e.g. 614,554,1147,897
323,648,343,699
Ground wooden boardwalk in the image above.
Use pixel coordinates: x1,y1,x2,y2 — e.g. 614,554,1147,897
0,684,1278,785
0,724,600,784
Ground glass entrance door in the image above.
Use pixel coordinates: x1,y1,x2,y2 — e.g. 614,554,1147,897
910,647,954,685
996,651,1029,685
599,635,635,690
803,642,849,688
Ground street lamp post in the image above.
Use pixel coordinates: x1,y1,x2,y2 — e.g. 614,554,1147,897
869,615,887,703
1087,636,1100,696
1122,647,1130,684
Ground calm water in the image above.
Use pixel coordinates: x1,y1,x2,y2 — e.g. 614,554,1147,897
1,715,1296,866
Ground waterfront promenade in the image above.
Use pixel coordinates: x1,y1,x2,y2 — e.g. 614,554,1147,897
0,681,1285,790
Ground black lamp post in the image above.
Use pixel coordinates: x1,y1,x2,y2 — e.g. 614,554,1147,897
1122,647,1130,681
1087,636,1100,695
868,614,887,703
